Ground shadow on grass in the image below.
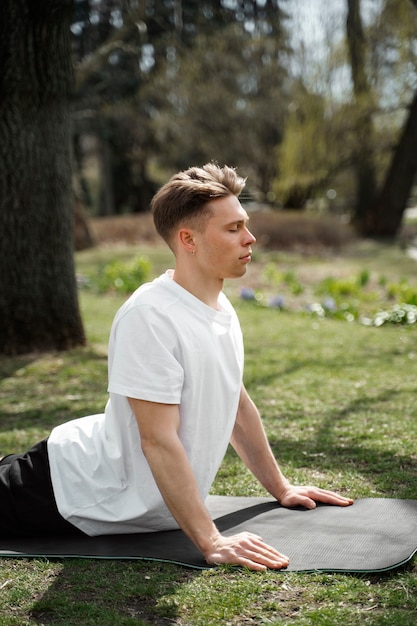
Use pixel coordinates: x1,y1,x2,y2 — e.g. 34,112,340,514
29,559,196,625
0,355,37,380
0,348,107,382
245,345,416,390
267,383,417,500
0,406,105,436
315,386,417,432
269,438,417,497
0,348,108,434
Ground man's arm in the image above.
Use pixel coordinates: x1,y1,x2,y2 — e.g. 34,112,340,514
231,385,354,509
128,397,290,571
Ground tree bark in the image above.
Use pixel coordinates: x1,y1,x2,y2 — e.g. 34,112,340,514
0,0,86,355
361,89,417,237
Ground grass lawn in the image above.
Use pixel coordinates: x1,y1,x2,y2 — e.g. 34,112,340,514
0,241,416,625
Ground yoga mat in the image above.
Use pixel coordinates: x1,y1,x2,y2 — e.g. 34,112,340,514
1,497,416,573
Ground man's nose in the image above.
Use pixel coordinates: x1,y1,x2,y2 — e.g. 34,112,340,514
244,228,256,244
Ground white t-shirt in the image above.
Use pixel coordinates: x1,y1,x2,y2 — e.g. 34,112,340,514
48,271,244,536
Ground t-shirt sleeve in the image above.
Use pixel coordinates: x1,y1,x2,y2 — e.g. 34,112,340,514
107,305,184,404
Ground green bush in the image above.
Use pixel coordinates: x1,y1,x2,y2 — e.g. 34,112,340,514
386,280,417,305
94,255,151,294
262,264,304,295
315,276,362,299
357,268,370,287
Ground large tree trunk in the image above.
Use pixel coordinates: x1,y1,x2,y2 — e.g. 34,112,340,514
0,0,86,355
346,0,377,226
360,89,417,238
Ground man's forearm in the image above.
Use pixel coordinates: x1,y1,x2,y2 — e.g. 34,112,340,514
141,433,221,556
129,397,293,570
129,397,220,556
231,387,289,501
231,387,354,511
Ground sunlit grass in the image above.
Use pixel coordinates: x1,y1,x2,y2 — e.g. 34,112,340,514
0,241,416,625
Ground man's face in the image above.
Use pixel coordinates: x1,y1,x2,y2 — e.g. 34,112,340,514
192,195,256,280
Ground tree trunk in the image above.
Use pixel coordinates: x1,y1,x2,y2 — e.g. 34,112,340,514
74,196,95,251
99,137,115,215
346,0,377,225
0,0,86,355
360,89,417,238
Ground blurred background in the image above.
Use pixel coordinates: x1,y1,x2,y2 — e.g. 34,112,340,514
70,0,417,248
2,0,417,355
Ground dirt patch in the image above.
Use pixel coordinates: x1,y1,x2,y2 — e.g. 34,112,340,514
89,213,161,246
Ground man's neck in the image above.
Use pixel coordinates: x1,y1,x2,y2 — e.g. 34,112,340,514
172,267,223,310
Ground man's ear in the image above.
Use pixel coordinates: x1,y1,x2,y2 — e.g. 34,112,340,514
177,228,196,254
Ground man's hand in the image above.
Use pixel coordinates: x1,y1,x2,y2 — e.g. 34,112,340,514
278,484,354,510
205,531,290,571
232,387,353,516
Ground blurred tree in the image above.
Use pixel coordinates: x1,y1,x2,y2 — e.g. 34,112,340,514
275,0,417,233
272,81,353,209
346,0,377,226
359,0,417,237
143,2,290,198
71,0,291,210
272,5,358,209
360,88,417,237
71,0,149,215
0,0,86,355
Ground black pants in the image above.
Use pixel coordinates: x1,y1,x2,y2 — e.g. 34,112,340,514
0,439,83,537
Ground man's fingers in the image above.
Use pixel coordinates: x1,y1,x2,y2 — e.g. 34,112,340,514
242,548,289,570
206,532,290,570
312,489,354,506
249,537,289,564
228,549,289,571
280,486,354,509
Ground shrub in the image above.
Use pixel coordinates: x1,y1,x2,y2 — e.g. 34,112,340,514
94,255,151,294
386,280,417,305
315,276,362,299
262,264,304,295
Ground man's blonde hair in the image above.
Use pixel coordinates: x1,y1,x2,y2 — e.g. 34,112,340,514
151,163,246,246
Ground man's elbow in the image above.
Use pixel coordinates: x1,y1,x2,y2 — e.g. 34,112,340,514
139,432,177,460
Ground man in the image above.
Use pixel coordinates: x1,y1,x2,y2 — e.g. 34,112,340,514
0,164,353,570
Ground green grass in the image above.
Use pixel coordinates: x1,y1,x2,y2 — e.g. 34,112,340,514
0,242,416,625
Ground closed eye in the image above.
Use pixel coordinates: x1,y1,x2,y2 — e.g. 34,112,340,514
227,221,248,232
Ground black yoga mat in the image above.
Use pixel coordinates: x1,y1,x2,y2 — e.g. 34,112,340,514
1,497,416,573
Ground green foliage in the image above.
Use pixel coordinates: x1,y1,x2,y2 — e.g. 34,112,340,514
255,258,417,326
74,2,291,210
283,271,304,295
262,264,304,295
316,275,363,299
272,84,345,208
315,270,370,299
262,262,282,285
386,280,417,305
88,255,151,295
146,20,289,195
357,268,370,287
